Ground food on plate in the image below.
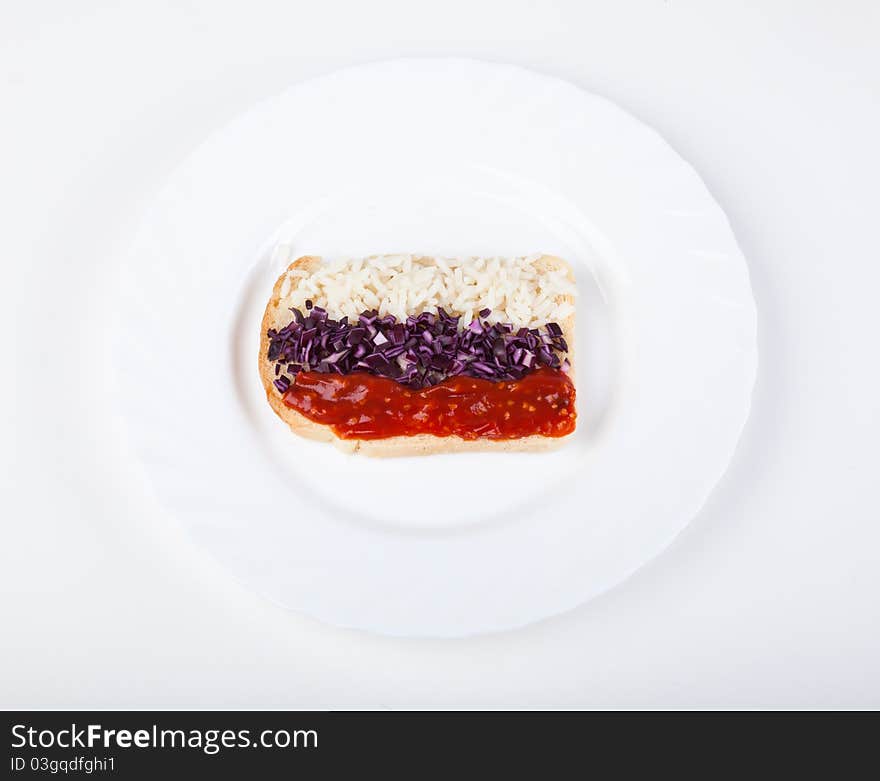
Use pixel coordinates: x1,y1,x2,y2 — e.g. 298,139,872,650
259,254,577,455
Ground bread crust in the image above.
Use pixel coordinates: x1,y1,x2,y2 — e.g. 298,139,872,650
259,255,576,456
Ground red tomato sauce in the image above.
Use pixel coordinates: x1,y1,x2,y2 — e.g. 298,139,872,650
282,368,576,440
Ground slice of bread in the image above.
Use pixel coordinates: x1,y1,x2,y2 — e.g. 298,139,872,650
259,254,576,456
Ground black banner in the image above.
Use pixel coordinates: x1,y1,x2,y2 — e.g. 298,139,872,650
2,711,875,777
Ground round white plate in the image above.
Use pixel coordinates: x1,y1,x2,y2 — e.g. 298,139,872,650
115,59,757,636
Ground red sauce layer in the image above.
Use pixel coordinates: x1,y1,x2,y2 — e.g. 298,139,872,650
282,368,576,440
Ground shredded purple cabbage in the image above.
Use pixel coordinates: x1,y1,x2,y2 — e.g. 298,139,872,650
267,307,569,391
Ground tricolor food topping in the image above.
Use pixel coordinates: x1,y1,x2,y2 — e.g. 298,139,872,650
261,254,578,451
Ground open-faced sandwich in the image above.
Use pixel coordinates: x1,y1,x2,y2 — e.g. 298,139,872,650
259,254,577,456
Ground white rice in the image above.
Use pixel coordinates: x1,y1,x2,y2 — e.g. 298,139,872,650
278,254,576,328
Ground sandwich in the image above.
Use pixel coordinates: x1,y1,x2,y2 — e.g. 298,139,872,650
259,254,577,456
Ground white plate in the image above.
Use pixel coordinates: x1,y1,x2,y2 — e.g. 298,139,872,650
115,59,757,636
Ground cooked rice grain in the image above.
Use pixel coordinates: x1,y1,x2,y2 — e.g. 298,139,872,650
277,254,576,328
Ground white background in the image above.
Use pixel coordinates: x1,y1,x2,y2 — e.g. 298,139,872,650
3,1,879,708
